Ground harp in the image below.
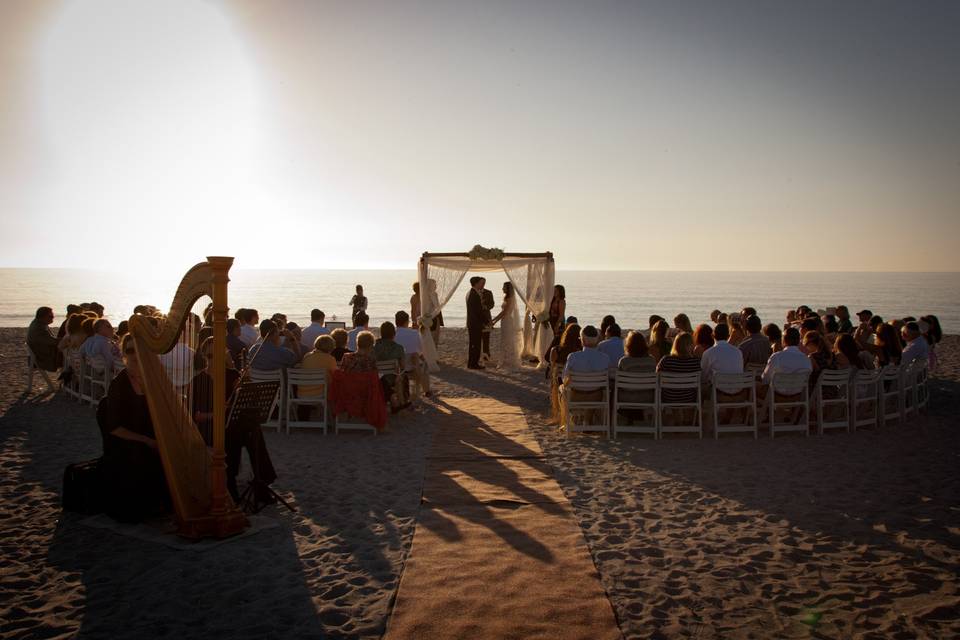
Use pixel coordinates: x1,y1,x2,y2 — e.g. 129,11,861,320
127,256,248,538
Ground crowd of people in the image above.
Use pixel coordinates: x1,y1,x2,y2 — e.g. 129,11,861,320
545,296,943,424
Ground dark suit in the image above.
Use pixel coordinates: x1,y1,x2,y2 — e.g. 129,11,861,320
466,288,486,367
480,289,495,357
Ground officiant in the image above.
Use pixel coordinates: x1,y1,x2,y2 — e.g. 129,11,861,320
479,277,495,361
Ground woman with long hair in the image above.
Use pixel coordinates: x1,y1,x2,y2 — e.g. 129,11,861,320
872,323,902,367
548,285,566,336
648,320,671,363
656,332,700,424
692,323,714,358
834,333,873,370
674,313,693,335
549,323,581,424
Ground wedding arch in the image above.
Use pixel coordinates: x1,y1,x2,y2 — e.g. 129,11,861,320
417,247,555,370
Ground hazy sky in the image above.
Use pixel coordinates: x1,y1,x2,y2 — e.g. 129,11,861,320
1,0,958,274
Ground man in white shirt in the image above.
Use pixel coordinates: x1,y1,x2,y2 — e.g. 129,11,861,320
761,327,812,394
561,326,610,426
347,311,370,352
900,322,929,365
300,308,330,351
239,308,260,347
596,324,624,371
394,310,431,397
700,323,744,384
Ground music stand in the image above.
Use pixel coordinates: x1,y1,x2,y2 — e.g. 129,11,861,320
227,381,296,514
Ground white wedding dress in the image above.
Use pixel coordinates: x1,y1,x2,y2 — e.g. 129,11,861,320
499,295,523,370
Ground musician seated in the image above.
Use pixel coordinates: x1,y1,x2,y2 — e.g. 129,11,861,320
191,339,277,503
98,335,169,523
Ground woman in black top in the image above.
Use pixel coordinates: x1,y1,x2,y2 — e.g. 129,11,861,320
99,335,169,523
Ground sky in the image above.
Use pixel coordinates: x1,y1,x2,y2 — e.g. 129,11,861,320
1,0,958,274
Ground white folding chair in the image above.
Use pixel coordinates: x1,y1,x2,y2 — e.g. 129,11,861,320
612,371,658,439
561,371,610,438
767,371,810,437
249,368,285,432
913,359,930,413
745,363,765,381
711,372,757,439
901,361,919,421
657,371,702,438
814,369,850,435
85,354,112,404
879,365,903,427
850,368,881,432
285,369,328,434
25,344,57,394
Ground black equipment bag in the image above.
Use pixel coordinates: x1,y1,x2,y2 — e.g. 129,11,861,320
62,458,103,515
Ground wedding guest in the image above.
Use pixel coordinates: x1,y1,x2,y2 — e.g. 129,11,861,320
716,312,728,328
739,315,772,366
28,306,61,371
648,320,671,363
282,322,302,353
599,315,616,341
710,309,722,324
700,323,743,384
872,323,902,367
248,320,299,371
836,305,854,334
823,316,840,345
239,308,260,347
761,327,812,386
548,285,566,335
763,323,783,353
618,331,655,373
692,324,714,358
58,313,86,351
395,311,431,397
856,309,873,326
301,334,338,384
802,331,836,385
225,318,247,369
341,331,377,372
552,323,583,372
834,333,873,370
349,285,368,326
301,309,329,350
900,322,929,365
410,282,421,328
374,321,408,411
597,323,624,371
562,325,609,379
82,318,120,365
920,314,942,369
347,311,370,352
656,333,701,406
727,312,746,346
330,328,352,363
673,313,693,335
57,304,82,339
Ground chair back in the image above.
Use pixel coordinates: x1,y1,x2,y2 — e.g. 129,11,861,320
566,370,609,391
745,363,765,379
770,371,809,395
287,368,327,388
713,372,754,394
614,370,657,391
853,368,881,395
817,369,850,388
249,368,283,383
376,360,400,377
658,371,700,389
880,364,901,387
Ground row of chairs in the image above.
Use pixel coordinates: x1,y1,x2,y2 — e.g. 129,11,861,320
561,359,930,439
57,347,123,406
249,360,404,436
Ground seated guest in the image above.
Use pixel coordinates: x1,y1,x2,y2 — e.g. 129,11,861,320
700,323,743,384
920,314,942,369
802,331,836,385
836,305,854,334
99,335,168,523
834,333,874,370
597,323,624,371
58,313,86,351
247,320,300,371
799,317,821,344
82,318,120,365
394,311,431,397
727,313,746,346
618,331,655,372
28,306,61,371
739,315,772,366
330,328,352,363
692,324,714,358
656,333,700,424
674,313,693,335
823,315,840,345
300,309,329,350
226,318,247,369
282,321,302,353
347,311,370,352
560,326,610,416
300,334,338,395
57,304,82,339
341,331,378,372
761,327,812,387
599,315,617,341
900,321,929,365
785,309,798,327
551,323,582,374
648,320,671,364
374,322,408,411
238,308,260,347
763,323,783,353
710,309,722,324
871,323,902,367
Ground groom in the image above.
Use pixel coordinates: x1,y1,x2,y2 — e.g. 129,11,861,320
466,276,487,369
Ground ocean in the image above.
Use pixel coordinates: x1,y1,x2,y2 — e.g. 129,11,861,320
2,269,957,333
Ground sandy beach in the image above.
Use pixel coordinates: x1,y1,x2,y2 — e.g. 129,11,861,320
1,326,958,639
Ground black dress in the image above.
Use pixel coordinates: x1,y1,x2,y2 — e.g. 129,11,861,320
99,369,169,523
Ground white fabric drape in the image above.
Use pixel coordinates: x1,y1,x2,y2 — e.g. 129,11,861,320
417,253,554,370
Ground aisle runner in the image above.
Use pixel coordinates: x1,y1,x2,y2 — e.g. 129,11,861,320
385,398,621,640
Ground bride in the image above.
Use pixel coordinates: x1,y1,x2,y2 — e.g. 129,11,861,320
491,281,522,370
